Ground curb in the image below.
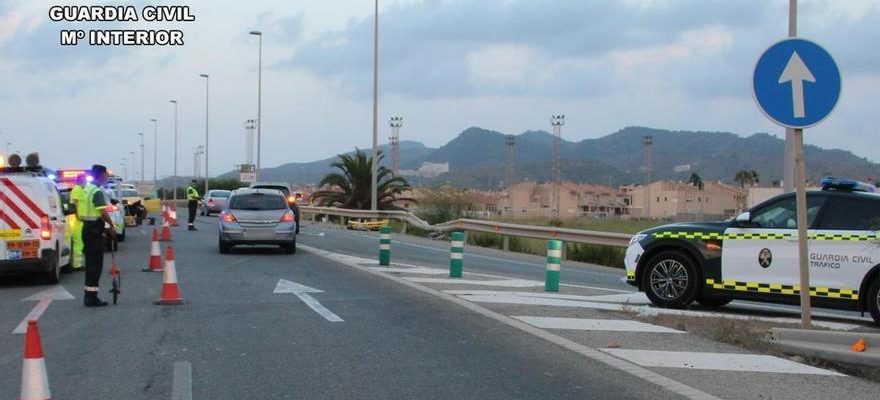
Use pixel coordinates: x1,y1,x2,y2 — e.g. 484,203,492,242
768,328,880,367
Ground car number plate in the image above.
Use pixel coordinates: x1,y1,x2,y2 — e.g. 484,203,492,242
7,240,39,259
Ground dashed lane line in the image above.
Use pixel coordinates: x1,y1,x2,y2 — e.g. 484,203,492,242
171,361,192,400
300,244,722,400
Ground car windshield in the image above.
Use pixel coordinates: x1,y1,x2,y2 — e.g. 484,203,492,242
228,193,287,210
121,190,139,197
211,190,231,198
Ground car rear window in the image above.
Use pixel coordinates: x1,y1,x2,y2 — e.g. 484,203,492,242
121,190,139,197
211,190,231,198
228,193,287,210
252,185,289,196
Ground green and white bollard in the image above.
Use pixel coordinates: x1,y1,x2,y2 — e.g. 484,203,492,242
545,240,562,292
449,231,464,277
379,226,392,266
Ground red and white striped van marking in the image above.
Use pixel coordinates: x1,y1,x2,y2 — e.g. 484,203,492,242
0,178,46,230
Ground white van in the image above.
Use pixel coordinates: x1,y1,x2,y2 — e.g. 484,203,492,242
0,168,73,282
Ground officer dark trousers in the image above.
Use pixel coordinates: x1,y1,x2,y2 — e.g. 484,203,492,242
82,220,106,305
188,200,198,225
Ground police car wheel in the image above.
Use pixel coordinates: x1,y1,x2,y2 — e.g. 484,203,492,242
43,247,60,284
642,251,698,309
868,277,880,326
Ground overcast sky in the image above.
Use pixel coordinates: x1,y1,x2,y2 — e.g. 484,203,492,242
0,0,878,179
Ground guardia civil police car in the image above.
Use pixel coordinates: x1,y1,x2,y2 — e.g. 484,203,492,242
625,178,880,325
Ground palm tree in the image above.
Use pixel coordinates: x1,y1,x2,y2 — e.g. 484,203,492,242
734,170,760,188
311,148,415,210
688,173,704,189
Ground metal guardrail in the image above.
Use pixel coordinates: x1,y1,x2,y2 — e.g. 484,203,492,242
299,205,632,248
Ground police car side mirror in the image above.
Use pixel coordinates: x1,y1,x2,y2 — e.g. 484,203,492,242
735,212,752,226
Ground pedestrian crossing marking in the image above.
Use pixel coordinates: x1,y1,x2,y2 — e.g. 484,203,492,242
600,349,844,376
513,316,684,333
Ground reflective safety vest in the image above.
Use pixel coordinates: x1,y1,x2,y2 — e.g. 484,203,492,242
70,184,83,206
186,185,199,201
77,183,105,221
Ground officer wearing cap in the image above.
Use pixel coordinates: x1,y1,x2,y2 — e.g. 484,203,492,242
79,164,115,307
186,179,202,231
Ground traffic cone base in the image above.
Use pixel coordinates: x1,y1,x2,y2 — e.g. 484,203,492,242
21,320,51,400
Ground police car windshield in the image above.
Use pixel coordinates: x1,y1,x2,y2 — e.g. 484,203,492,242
229,193,287,210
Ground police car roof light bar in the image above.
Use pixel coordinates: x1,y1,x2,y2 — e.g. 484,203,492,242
820,177,877,193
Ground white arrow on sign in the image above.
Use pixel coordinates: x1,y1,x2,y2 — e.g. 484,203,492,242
12,286,75,334
778,51,816,119
274,279,343,322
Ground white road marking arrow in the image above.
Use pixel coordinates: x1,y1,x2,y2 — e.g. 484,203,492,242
274,279,343,322
778,51,815,118
12,286,75,334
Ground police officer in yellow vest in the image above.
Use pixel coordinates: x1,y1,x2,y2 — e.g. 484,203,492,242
79,165,115,307
68,174,86,271
186,180,201,231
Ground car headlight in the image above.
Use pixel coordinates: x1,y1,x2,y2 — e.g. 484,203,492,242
629,233,647,246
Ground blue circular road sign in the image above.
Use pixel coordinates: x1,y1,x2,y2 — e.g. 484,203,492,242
753,38,841,129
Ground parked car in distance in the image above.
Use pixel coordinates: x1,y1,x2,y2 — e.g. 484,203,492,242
201,189,231,216
218,189,297,254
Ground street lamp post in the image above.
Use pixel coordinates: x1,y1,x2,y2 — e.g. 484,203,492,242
129,151,136,181
370,0,379,211
200,73,210,195
150,118,157,188
122,157,128,180
137,132,145,183
170,100,178,201
550,115,565,219
249,31,262,180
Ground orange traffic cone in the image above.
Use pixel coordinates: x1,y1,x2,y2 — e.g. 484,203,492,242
20,320,51,400
143,229,163,272
160,219,172,242
170,205,179,227
155,246,184,305
852,338,867,352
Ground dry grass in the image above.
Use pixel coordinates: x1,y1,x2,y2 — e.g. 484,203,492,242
633,313,880,382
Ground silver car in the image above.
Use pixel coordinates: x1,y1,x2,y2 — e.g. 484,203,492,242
218,189,297,254
201,189,231,216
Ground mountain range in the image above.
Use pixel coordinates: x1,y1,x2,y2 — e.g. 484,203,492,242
213,126,880,189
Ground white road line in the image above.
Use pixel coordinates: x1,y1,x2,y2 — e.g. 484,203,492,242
457,293,861,331
301,244,722,400
403,277,544,288
512,316,684,333
13,286,75,334
444,290,641,303
600,349,843,376
298,293,344,322
171,361,192,400
369,266,449,275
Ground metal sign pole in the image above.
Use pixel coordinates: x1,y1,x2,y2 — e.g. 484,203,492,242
793,128,812,328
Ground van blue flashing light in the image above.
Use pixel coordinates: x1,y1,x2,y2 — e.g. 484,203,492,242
820,177,877,193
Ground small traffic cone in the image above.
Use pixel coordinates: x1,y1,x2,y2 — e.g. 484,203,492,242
852,338,867,352
160,219,172,242
155,246,184,305
20,320,51,400
143,229,163,272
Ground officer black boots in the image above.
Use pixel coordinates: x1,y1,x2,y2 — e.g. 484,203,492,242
84,290,108,307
